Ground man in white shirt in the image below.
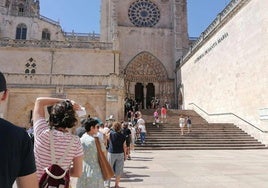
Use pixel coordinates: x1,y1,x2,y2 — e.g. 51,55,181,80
136,111,146,145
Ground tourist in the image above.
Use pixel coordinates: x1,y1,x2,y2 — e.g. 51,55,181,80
129,122,137,152
137,111,146,145
76,118,106,188
122,122,132,160
161,105,167,123
32,97,84,181
0,72,38,188
179,115,185,135
153,109,159,126
186,116,192,133
106,121,126,188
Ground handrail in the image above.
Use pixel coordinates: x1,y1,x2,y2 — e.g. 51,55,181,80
189,103,268,133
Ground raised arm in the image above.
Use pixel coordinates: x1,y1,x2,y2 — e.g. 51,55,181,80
32,97,81,124
32,97,65,124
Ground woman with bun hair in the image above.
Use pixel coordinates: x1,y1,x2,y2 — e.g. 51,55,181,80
32,97,84,181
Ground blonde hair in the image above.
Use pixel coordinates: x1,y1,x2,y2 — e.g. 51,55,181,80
136,111,142,118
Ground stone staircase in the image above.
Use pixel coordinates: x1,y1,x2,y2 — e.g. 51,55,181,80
134,109,267,150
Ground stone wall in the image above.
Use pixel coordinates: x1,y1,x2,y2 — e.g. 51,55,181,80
0,46,124,126
4,86,125,128
180,0,268,144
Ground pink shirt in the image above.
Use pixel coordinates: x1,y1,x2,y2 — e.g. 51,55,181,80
34,118,83,180
154,111,159,118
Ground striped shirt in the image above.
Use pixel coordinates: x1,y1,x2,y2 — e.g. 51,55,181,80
34,118,83,180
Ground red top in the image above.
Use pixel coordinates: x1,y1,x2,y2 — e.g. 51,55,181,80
161,107,167,115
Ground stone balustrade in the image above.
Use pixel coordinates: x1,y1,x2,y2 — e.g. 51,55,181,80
0,38,113,50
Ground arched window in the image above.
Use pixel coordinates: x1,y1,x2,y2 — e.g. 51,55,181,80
16,23,27,39
25,69,30,74
18,4,25,16
42,29,51,40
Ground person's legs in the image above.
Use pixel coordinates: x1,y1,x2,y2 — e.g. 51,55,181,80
180,125,184,135
114,153,124,187
143,132,146,143
140,132,143,144
126,145,131,159
115,176,121,187
105,152,116,188
140,132,145,144
187,124,191,133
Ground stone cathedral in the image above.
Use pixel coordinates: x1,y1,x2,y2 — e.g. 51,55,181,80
100,0,189,109
0,0,190,125
1,0,266,145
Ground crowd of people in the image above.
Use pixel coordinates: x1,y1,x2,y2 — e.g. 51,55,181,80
1,71,192,188
0,71,148,188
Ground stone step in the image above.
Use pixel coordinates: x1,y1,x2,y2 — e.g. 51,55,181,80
146,137,257,142
146,129,246,132
138,140,261,144
146,124,240,127
134,146,268,150
136,143,266,147
147,132,252,138
133,109,268,150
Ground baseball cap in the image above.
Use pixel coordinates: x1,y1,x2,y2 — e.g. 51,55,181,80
0,72,7,92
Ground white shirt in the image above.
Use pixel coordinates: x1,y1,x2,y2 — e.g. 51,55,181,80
137,118,145,126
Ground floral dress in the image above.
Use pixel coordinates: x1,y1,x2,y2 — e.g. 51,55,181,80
76,134,105,188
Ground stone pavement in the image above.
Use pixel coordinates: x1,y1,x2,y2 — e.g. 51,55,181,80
70,149,268,188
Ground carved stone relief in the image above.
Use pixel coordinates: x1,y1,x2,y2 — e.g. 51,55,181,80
124,51,168,83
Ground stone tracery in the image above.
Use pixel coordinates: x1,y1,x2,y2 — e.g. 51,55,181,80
125,52,168,82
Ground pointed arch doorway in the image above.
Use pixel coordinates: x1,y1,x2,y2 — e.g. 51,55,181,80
125,51,172,109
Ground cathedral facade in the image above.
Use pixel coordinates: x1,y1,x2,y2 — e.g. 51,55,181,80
0,0,189,125
1,0,267,144
100,0,189,109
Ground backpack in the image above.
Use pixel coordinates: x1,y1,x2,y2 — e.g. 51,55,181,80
39,131,75,188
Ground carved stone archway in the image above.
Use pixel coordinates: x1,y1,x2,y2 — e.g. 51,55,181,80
124,51,173,109
125,52,167,83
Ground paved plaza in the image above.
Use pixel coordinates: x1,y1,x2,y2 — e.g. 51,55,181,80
13,149,268,188
70,149,268,188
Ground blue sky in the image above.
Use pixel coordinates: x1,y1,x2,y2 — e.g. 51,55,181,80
40,0,230,37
